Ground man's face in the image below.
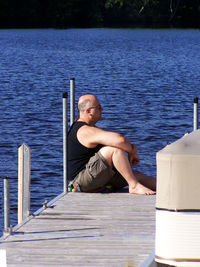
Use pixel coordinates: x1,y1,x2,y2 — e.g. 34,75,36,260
88,98,103,124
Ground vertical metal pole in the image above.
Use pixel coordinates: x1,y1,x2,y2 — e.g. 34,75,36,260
4,176,10,231
63,92,68,193
70,78,75,126
193,97,198,131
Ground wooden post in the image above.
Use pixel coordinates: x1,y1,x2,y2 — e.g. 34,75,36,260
0,250,7,267
18,144,31,224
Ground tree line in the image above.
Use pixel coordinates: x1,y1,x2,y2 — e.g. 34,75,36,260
0,0,200,29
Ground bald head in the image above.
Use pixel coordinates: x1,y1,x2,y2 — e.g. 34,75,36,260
77,94,102,125
78,94,98,114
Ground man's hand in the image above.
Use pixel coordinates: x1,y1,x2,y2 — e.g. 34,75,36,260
128,144,140,166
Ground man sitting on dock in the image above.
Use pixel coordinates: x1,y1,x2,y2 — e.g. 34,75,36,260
68,94,156,195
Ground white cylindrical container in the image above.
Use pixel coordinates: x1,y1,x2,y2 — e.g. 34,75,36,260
155,130,200,266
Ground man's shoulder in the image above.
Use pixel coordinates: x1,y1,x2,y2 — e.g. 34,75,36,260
78,124,96,133
77,124,104,138
71,121,88,130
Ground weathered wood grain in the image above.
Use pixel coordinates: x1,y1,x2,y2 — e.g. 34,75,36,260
0,192,156,267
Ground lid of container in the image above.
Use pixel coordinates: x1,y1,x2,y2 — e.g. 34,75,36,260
158,130,200,155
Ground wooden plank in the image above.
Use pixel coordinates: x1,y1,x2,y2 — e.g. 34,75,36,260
0,192,156,267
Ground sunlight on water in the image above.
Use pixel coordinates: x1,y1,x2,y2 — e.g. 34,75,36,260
0,28,200,232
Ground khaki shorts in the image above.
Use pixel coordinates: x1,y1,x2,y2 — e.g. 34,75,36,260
71,151,128,192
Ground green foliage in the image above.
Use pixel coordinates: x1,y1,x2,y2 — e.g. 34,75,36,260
105,0,124,8
0,0,200,28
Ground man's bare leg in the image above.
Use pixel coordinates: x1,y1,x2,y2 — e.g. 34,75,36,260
99,146,156,195
134,170,156,191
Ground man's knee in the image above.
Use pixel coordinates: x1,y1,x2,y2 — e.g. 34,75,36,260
99,146,114,160
99,146,121,156
99,146,124,166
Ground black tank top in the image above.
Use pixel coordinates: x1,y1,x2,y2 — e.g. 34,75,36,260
67,121,102,180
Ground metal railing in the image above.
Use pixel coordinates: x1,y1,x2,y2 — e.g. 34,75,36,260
193,97,198,131
4,80,198,236
3,78,76,234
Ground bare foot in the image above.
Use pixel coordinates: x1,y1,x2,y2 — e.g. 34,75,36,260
129,182,156,195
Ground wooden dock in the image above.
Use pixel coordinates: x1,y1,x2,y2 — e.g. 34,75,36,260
0,192,156,267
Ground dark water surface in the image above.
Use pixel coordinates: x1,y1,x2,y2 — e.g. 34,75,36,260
0,28,200,233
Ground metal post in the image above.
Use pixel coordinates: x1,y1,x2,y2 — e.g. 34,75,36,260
63,92,68,193
193,97,198,131
70,78,75,126
4,176,10,231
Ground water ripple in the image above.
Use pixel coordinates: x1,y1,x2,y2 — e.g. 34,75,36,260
0,29,200,232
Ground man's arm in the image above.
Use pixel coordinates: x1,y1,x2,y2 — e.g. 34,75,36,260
77,125,137,157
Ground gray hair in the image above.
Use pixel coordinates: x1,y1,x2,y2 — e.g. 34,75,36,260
78,98,91,113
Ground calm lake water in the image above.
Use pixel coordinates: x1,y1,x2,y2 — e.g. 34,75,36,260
0,28,200,233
